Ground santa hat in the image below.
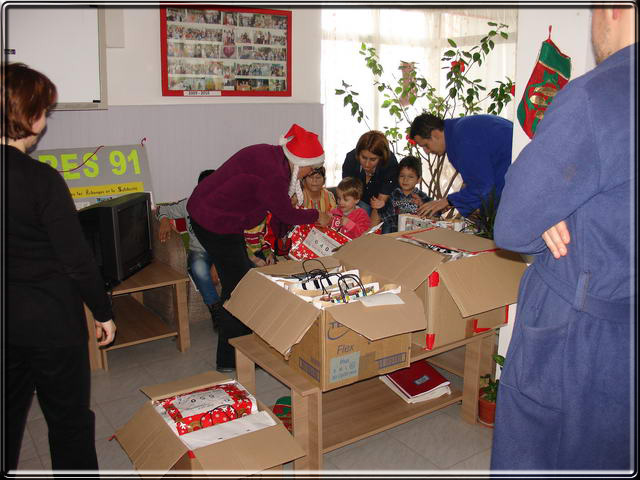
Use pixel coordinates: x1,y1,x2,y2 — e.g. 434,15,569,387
279,124,324,205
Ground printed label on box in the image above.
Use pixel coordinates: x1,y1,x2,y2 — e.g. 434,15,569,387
329,352,360,383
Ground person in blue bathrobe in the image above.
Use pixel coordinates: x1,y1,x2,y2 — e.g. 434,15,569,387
491,7,635,471
409,113,513,218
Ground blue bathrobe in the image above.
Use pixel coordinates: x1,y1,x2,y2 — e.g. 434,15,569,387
444,115,513,216
491,44,635,471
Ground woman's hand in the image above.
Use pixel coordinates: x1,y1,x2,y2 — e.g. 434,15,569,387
95,319,116,346
158,217,173,243
316,211,331,227
416,198,450,218
370,197,385,210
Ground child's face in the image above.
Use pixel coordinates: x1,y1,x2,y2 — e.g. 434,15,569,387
398,167,420,194
303,172,325,192
336,190,358,213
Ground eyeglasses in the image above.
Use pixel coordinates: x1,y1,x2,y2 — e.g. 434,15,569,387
304,173,325,181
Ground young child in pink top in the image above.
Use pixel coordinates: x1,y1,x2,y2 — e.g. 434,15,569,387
330,177,371,239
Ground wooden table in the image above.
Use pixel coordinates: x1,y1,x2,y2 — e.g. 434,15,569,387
85,261,190,370
231,330,496,470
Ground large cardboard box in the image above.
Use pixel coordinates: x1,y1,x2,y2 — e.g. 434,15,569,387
335,228,527,350
225,255,425,391
115,371,305,474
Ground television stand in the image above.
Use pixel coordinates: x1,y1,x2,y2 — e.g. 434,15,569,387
85,260,190,370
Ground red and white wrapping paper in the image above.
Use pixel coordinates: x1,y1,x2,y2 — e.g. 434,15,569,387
153,381,257,436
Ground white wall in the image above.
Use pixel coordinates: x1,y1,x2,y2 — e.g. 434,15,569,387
104,7,321,105
497,8,596,367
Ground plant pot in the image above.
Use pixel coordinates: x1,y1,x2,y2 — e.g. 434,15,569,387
478,393,496,428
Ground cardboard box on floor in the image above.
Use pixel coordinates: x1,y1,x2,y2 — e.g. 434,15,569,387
115,371,305,474
335,228,528,350
225,254,425,391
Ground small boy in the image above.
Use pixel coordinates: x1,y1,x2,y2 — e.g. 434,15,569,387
330,177,371,239
370,156,432,233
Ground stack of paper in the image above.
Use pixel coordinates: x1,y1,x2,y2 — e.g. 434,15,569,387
380,360,451,403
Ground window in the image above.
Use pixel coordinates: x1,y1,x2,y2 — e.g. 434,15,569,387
321,8,518,188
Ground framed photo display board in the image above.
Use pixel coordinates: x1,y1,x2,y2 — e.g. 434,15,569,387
160,6,291,96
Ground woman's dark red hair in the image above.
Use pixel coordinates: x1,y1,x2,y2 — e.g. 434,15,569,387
1,63,57,140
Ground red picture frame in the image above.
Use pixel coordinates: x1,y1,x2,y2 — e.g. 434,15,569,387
160,5,291,97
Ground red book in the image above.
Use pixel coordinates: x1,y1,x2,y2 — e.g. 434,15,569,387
385,360,450,399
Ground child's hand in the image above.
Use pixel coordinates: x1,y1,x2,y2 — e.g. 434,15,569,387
158,217,173,243
341,216,350,226
290,194,298,207
265,252,276,265
411,193,424,207
249,254,266,267
370,196,385,210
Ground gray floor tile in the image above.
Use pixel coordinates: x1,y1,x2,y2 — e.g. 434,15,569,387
95,436,134,471
142,348,215,384
386,407,493,469
18,427,38,462
326,432,441,471
16,454,43,471
90,365,157,403
26,395,44,422
448,447,492,471
98,394,149,432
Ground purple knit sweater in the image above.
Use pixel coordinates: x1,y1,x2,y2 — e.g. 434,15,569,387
186,144,319,235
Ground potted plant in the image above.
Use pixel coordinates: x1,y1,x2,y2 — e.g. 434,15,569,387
335,22,515,221
478,353,505,427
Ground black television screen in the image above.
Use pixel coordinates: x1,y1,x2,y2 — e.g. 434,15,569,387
78,192,153,288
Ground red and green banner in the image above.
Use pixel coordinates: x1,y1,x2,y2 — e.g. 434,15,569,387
517,27,572,138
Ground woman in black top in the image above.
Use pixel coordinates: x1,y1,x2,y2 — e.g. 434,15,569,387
2,63,116,471
341,130,398,231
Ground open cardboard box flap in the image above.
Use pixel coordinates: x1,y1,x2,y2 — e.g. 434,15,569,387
326,290,425,340
404,227,498,253
333,234,443,290
225,269,320,356
227,255,425,356
438,249,528,317
116,371,304,474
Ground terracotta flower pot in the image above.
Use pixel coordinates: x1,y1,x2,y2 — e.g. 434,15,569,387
478,392,496,427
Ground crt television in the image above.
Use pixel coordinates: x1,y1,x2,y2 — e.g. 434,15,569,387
79,192,153,287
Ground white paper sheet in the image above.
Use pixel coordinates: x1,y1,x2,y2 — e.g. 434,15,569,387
360,292,405,307
178,410,277,450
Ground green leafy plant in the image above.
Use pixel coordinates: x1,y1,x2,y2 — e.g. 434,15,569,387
335,21,514,212
465,189,499,239
480,353,505,403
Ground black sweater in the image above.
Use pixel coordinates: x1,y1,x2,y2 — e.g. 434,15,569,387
5,145,113,347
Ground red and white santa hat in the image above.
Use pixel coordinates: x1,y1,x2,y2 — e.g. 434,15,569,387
279,124,324,205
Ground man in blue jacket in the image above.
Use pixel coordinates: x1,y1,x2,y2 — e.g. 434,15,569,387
491,6,635,471
409,113,512,217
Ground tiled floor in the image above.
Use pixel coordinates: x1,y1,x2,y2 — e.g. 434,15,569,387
15,318,494,474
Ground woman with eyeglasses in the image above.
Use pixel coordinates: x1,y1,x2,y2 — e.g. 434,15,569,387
292,166,336,213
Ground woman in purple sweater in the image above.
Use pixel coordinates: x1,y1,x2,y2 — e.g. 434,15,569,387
187,124,331,370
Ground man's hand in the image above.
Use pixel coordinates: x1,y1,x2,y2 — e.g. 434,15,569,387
416,198,451,218
95,319,116,346
158,217,173,243
316,211,331,227
542,220,570,259
370,196,385,210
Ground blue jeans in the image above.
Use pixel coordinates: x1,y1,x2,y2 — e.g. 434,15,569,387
187,249,220,306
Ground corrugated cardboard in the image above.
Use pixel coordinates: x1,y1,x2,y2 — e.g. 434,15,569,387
115,371,305,475
225,257,425,391
336,228,527,350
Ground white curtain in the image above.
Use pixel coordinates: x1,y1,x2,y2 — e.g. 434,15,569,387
321,8,519,188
